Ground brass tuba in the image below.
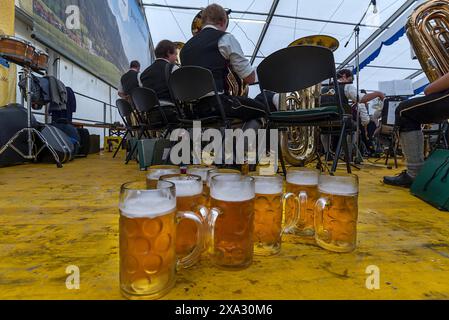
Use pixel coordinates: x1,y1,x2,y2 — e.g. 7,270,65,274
173,41,185,65
279,35,339,166
406,0,449,82
190,10,249,97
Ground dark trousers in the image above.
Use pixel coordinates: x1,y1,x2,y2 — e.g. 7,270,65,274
396,90,449,132
188,94,269,121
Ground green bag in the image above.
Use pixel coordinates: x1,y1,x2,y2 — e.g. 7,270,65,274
410,149,449,211
129,138,173,171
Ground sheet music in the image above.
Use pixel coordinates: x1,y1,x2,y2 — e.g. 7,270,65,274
387,101,401,125
379,80,414,96
394,80,414,96
379,81,396,96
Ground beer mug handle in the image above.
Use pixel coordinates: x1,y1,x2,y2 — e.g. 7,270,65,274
314,198,330,241
207,207,222,255
176,211,205,269
281,193,300,233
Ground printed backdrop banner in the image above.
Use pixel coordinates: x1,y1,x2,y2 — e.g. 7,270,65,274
32,0,152,86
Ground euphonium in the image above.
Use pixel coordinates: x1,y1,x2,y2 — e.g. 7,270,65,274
279,35,340,166
406,0,449,82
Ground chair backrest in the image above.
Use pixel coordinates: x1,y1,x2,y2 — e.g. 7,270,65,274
131,87,171,127
257,45,338,93
131,87,160,113
116,99,134,128
169,66,218,102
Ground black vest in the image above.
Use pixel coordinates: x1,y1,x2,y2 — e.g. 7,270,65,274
120,70,139,96
320,83,349,107
140,59,173,100
180,28,228,92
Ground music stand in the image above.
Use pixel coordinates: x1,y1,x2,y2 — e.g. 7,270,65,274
0,63,62,168
344,1,374,165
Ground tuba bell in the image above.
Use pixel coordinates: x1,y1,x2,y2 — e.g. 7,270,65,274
173,41,185,66
279,35,340,166
406,0,449,83
190,10,249,97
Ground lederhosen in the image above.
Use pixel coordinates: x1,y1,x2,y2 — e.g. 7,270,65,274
395,89,449,132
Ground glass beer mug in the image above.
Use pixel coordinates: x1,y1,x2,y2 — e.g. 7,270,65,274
285,168,320,242
314,174,359,253
187,165,217,206
160,174,208,267
208,175,255,270
119,181,204,299
252,175,300,256
205,169,241,207
146,165,180,189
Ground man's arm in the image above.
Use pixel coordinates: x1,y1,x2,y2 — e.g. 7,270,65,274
424,73,449,95
219,34,256,85
360,91,385,104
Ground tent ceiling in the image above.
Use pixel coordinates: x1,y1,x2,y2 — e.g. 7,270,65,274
143,0,424,92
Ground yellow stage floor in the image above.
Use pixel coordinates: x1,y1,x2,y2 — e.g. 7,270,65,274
0,152,448,300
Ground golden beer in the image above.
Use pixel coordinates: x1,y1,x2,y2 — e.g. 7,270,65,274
209,175,255,269
160,174,206,266
119,181,203,299
252,175,299,256
146,165,180,189
314,174,359,253
206,169,241,207
187,165,217,206
285,168,320,242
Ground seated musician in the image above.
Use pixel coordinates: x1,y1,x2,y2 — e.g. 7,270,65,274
140,40,178,104
179,3,268,128
140,40,179,124
384,72,449,188
118,60,141,101
320,69,385,157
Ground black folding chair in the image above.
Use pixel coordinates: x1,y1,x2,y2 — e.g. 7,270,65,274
114,99,140,159
257,45,352,175
168,66,230,129
125,87,176,165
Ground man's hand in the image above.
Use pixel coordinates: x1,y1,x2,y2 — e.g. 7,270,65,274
243,71,256,85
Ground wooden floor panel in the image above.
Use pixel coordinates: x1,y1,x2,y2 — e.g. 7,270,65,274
0,153,448,300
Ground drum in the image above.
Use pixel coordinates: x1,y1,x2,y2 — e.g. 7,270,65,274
32,49,49,72
0,36,35,67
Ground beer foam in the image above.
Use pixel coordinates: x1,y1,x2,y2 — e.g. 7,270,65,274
120,195,176,219
255,180,283,195
147,169,179,181
287,172,319,186
164,179,203,197
211,185,255,202
187,168,214,182
319,181,358,196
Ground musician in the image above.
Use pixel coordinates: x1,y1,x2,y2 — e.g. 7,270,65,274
118,60,141,100
140,40,179,103
384,72,449,188
321,69,385,157
180,3,268,124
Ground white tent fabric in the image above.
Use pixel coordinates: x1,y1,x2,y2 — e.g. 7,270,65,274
143,0,426,96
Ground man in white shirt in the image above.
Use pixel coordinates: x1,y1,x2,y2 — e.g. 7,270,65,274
321,69,385,158
118,61,142,100
180,3,268,122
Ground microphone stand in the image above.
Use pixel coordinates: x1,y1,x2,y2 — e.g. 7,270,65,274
344,1,373,165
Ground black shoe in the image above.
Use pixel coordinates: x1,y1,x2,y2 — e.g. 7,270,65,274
383,170,414,188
